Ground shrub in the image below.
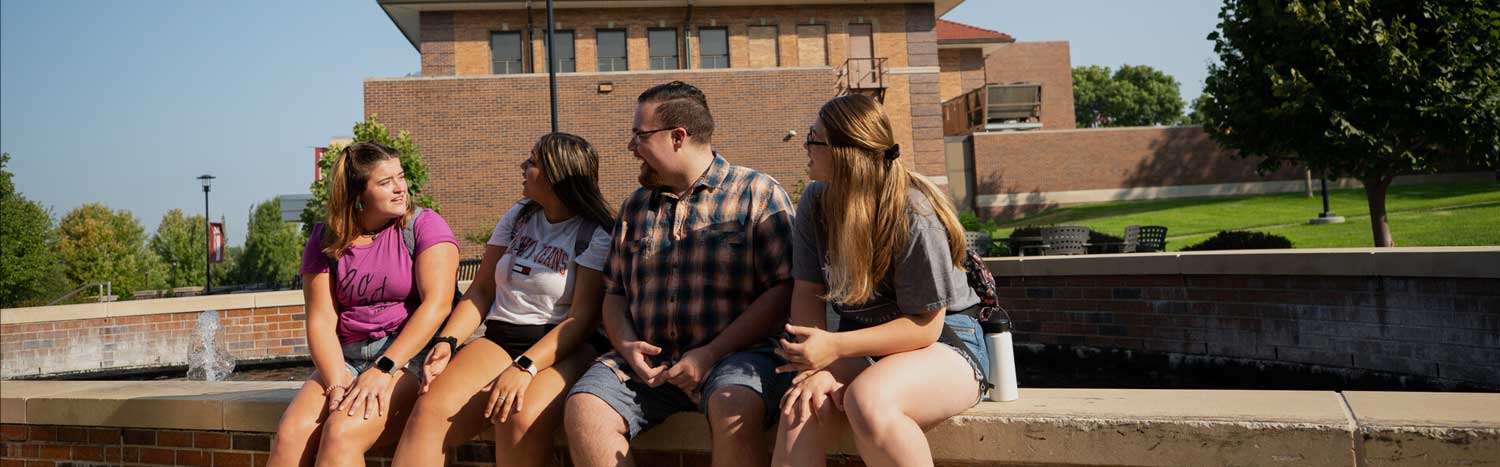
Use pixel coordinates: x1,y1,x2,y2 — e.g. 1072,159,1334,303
1181,231,1293,251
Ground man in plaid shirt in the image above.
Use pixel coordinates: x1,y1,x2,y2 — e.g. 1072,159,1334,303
565,81,795,467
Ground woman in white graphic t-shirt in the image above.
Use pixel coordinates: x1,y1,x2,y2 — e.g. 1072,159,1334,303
392,133,614,467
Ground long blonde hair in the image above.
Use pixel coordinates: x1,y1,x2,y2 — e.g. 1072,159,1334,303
817,94,966,305
321,141,414,258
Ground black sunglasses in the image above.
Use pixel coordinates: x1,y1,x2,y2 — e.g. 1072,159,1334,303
804,134,832,147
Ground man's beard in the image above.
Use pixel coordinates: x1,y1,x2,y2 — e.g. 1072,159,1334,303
637,160,661,189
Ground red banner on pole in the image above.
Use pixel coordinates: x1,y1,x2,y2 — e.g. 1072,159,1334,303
314,147,327,181
210,222,226,263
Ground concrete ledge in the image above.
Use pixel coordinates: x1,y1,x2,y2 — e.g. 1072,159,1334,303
986,246,1500,279
4,381,1497,465
0,280,474,326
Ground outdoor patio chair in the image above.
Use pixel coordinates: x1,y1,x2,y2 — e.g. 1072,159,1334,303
1040,225,1090,255
964,231,993,256
1134,225,1169,252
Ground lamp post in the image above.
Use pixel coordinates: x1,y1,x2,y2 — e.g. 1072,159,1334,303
1308,172,1345,225
198,174,216,293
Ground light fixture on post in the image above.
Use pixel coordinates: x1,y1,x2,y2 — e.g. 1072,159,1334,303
198,174,216,294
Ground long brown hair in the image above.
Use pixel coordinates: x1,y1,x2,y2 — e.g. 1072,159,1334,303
517,132,617,229
817,94,965,305
321,141,413,258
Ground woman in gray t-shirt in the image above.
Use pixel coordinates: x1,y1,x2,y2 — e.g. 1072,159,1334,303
773,94,990,467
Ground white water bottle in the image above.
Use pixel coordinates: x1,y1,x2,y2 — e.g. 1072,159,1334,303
983,317,1019,402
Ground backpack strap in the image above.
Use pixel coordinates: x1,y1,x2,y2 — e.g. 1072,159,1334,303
402,207,425,260
573,217,599,257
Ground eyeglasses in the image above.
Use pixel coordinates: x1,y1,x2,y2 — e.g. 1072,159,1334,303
804,134,831,148
631,127,680,143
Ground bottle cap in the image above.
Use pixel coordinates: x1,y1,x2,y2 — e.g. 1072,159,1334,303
981,317,1011,334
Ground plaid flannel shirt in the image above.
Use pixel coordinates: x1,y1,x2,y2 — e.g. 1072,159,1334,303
599,154,794,382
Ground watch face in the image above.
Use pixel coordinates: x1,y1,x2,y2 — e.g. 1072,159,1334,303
376,356,395,373
516,356,534,369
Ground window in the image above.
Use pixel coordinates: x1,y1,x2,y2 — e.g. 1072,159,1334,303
596,30,628,72
549,30,575,72
490,32,525,74
648,28,679,70
698,27,729,69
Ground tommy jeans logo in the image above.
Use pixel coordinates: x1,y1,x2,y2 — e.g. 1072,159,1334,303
512,264,533,276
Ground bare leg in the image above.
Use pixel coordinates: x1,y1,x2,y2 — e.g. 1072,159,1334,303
703,385,768,467
841,345,980,467
267,370,339,467
771,359,866,467
492,348,596,467
314,370,424,467
563,391,633,467
390,339,511,467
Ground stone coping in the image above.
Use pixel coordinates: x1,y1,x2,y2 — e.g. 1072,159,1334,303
0,281,471,326
985,246,1500,279
5,247,1496,326
3,381,1496,466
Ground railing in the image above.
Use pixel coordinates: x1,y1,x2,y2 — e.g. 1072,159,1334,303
836,57,887,99
943,82,1043,136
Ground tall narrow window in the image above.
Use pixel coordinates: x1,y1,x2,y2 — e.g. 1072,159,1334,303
648,28,679,70
596,30,628,72
698,27,729,69
549,30,575,72
491,32,525,74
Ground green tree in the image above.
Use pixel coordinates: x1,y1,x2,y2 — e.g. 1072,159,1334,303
236,199,305,286
1202,0,1500,247
301,116,438,235
150,209,207,289
1073,64,1187,127
57,203,161,299
0,153,67,307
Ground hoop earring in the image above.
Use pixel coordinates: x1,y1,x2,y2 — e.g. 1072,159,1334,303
356,201,364,211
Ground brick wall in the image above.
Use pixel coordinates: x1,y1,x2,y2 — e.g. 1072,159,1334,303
937,48,985,102
984,41,1076,130
0,425,841,467
999,274,1500,386
1,307,306,379
364,69,834,258
971,126,1303,218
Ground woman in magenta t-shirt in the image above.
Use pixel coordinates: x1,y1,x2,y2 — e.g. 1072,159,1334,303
267,141,459,467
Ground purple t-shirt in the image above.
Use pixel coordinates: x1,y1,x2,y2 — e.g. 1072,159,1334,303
300,211,458,344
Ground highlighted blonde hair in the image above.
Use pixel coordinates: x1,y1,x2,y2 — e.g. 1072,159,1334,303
321,142,413,258
817,94,966,305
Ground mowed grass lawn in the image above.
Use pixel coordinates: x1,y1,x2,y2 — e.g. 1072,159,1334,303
989,181,1500,250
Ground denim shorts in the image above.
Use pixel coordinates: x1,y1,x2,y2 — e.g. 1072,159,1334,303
568,347,792,439
341,333,431,383
942,312,992,404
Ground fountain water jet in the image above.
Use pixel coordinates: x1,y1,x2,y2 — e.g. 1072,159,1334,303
187,310,236,381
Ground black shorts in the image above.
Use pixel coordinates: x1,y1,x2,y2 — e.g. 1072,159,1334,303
482,320,611,358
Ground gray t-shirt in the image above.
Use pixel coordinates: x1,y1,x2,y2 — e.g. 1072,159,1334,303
791,182,979,331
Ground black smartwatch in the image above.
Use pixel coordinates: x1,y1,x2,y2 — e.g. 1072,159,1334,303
514,355,537,377
430,335,459,351
373,355,397,374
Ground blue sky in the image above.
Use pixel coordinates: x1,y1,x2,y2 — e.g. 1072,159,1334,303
1,0,1219,246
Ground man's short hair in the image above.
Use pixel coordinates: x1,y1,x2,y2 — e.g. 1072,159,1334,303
638,81,714,144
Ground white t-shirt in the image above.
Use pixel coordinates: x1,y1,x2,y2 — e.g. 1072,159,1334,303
486,201,612,325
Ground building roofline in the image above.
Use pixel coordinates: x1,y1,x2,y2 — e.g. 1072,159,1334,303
377,0,964,51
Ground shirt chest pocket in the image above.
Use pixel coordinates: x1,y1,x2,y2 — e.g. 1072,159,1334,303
694,222,747,264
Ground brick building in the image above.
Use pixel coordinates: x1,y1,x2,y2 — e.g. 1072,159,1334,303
367,0,1073,256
